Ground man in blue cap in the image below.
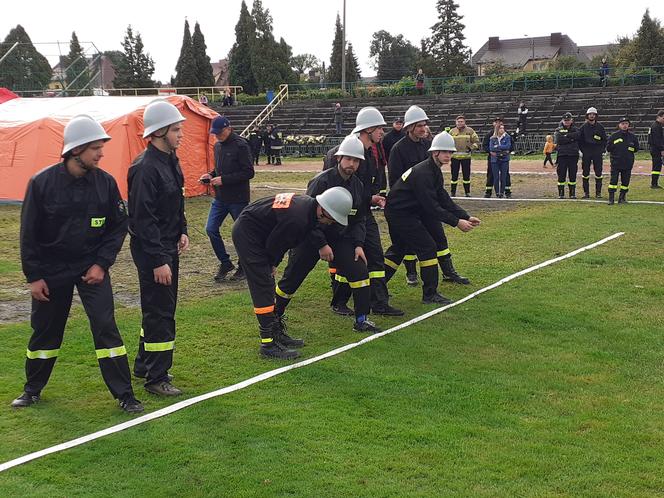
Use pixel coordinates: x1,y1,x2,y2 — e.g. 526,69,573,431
200,116,255,281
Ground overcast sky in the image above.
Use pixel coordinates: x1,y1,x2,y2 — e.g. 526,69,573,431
3,1,663,82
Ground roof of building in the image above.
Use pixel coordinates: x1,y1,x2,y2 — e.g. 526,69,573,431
472,33,590,67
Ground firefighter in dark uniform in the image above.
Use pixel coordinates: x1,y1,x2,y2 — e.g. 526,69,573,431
483,116,512,198
606,117,640,204
578,107,607,198
322,127,403,317
12,115,143,413
275,135,381,334
382,117,405,160
262,125,273,164
648,110,664,188
199,116,254,282
554,112,580,199
232,187,353,359
269,124,284,165
128,101,189,397
248,125,263,166
384,132,481,304
388,105,470,286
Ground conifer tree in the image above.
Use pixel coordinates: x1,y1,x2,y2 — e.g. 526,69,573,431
174,19,198,87
0,25,52,91
64,31,89,91
228,0,258,94
192,22,215,86
328,14,344,83
425,0,471,76
113,25,155,88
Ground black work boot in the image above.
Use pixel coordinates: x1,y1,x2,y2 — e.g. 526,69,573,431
463,183,471,197
569,185,576,199
618,190,628,204
119,397,144,414
608,191,615,205
145,381,183,396
275,315,304,348
558,185,565,199
450,184,457,197
276,157,282,165
372,304,405,316
214,261,235,282
228,266,245,281
422,292,453,305
484,188,492,198
595,180,603,198
505,189,512,198
441,256,470,285
405,273,419,286
652,174,661,189
353,319,381,334
331,303,353,316
11,392,40,408
582,178,590,198
259,324,299,360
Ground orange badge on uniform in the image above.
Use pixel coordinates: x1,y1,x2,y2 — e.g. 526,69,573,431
272,193,294,209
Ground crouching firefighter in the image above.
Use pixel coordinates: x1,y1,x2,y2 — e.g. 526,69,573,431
275,135,382,335
12,115,143,413
384,132,481,304
232,187,353,359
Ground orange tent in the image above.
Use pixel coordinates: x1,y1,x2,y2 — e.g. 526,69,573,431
0,95,219,201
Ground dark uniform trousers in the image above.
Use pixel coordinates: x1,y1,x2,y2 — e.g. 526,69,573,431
651,151,663,184
132,249,179,386
485,156,511,195
384,213,439,298
24,273,132,400
275,236,371,320
556,155,579,196
581,150,604,195
231,223,280,341
608,169,632,192
450,158,472,195
330,213,389,309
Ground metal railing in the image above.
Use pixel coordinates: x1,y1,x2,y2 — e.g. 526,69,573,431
9,85,244,100
240,84,289,137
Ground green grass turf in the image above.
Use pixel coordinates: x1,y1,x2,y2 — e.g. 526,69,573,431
0,176,663,496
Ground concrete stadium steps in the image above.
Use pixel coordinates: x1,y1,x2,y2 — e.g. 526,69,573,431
211,85,664,138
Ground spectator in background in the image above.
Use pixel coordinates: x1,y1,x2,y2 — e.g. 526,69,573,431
516,102,528,135
543,135,555,168
248,126,263,166
199,93,208,106
489,123,512,198
599,58,609,87
334,103,343,135
263,124,273,165
222,90,233,107
415,69,425,95
382,118,405,160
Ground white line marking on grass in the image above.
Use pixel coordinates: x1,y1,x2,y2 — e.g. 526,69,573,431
450,197,664,205
0,232,625,473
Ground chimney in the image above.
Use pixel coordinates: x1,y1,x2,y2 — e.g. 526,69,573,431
550,33,562,46
488,37,500,50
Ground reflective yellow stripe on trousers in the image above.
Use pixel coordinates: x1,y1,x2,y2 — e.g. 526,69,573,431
26,348,60,360
95,345,127,359
144,341,175,352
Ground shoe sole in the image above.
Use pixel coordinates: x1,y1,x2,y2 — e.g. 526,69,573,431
331,308,353,316
422,299,453,305
260,351,300,360
443,277,470,285
144,387,182,396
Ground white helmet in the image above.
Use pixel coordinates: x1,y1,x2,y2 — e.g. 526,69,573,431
429,132,456,152
586,107,598,115
316,186,353,226
62,115,111,155
334,135,365,160
351,107,386,134
403,105,429,129
142,100,186,138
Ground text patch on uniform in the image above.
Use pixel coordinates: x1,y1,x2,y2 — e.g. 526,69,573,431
272,193,294,209
90,217,106,228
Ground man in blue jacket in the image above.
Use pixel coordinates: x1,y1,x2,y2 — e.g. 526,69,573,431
200,116,255,282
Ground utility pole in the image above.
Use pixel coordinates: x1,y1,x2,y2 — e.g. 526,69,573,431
341,0,346,92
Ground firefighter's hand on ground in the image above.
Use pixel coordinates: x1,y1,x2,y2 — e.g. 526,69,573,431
371,195,386,208
82,264,105,285
468,216,481,226
456,219,474,232
178,234,190,255
319,245,334,262
354,246,367,265
30,279,50,302
154,264,172,286
210,176,223,186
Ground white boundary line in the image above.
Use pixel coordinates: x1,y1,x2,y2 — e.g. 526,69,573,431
0,231,624,474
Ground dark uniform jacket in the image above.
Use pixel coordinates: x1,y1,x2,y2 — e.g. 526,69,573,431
20,163,128,285
209,132,255,203
387,135,431,187
607,129,640,170
382,128,405,160
323,145,385,205
248,130,263,153
269,128,283,149
386,157,470,228
306,167,366,249
238,194,319,267
648,120,664,153
554,122,580,157
128,144,187,270
578,121,607,153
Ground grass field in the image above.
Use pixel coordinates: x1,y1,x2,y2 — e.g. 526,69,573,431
0,172,663,496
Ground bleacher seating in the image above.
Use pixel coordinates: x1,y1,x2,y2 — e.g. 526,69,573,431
212,85,664,140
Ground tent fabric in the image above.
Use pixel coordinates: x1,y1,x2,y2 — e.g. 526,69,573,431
0,95,219,201
0,88,19,105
